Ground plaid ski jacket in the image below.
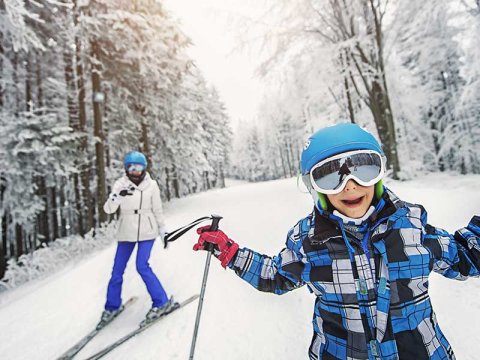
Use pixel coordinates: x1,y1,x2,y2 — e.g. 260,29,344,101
228,189,480,360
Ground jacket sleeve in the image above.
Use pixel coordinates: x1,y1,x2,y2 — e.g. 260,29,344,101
103,179,126,214
227,226,306,295
422,209,480,280
151,180,166,231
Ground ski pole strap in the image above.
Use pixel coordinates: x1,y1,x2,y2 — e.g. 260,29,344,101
164,216,212,243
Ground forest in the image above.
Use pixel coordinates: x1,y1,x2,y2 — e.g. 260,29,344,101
231,0,480,182
0,0,231,279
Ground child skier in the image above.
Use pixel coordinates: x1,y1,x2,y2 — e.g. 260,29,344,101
98,151,177,329
193,123,480,359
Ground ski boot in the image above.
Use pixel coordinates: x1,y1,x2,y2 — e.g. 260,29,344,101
96,305,124,330
139,297,179,327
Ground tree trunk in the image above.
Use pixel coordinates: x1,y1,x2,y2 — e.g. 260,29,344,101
91,40,107,224
63,49,79,128
74,1,94,233
59,178,68,238
341,49,356,124
172,165,180,198
36,52,43,109
165,167,171,201
370,80,400,177
368,0,400,178
0,177,6,278
71,174,83,235
0,33,4,108
50,185,59,241
0,216,5,279
25,58,33,111
429,115,444,171
283,139,293,177
219,164,225,188
13,52,20,114
345,1,401,178
63,47,85,236
0,37,4,261
277,144,288,178
204,171,210,190
141,121,151,171
15,224,23,259
36,176,50,244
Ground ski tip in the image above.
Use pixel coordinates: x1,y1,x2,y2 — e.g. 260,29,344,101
183,294,200,304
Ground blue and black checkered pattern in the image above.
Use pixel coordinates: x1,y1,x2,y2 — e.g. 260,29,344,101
229,189,480,359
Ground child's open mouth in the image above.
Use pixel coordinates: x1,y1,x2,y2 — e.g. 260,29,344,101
341,196,364,207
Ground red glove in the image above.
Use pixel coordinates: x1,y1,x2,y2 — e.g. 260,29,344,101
193,225,239,268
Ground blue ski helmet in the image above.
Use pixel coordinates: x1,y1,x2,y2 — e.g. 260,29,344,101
300,123,384,176
123,151,147,169
301,123,385,210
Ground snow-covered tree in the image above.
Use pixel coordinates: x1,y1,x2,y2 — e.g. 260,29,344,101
390,0,467,173
0,109,78,252
244,0,400,177
0,0,232,281
229,0,478,181
229,121,267,182
456,0,480,173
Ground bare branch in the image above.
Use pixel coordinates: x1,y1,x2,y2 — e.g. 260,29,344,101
327,86,347,114
311,7,341,42
350,50,373,101
303,28,337,43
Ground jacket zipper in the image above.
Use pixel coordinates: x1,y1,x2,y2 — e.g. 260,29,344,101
327,212,391,356
337,220,383,352
137,191,143,241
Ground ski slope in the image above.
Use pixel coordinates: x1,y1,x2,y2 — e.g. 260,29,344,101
0,174,479,360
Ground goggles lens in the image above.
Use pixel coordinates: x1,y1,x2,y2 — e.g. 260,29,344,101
127,164,145,173
309,150,384,194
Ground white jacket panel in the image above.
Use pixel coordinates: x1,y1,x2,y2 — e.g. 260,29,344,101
103,173,166,242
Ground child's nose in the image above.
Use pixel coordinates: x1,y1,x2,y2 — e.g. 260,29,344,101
343,179,357,191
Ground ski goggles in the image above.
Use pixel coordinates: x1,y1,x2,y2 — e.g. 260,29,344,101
306,150,386,194
126,164,145,173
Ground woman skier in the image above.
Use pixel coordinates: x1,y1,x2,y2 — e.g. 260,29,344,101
98,151,177,329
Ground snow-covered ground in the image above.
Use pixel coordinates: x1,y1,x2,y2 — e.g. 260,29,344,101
0,174,479,360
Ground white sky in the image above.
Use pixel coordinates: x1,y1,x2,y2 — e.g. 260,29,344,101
163,0,267,124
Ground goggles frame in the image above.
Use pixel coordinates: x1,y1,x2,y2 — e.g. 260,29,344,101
308,149,386,195
126,163,145,173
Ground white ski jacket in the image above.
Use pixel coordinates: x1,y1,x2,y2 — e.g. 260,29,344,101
103,173,166,242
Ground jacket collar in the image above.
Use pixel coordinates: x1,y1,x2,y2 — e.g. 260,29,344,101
310,187,400,244
124,172,153,191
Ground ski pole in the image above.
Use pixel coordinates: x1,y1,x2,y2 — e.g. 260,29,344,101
189,214,222,360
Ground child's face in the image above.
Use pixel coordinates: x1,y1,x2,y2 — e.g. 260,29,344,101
326,180,374,218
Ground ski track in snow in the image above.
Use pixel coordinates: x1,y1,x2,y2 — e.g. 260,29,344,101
0,174,479,360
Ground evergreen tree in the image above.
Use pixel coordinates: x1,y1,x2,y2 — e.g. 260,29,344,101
0,0,232,280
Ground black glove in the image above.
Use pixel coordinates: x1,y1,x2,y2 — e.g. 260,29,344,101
119,187,134,197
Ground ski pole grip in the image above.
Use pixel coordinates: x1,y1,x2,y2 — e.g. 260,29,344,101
205,214,223,252
209,214,222,231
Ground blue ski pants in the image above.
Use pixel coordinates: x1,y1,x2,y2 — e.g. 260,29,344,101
105,240,168,310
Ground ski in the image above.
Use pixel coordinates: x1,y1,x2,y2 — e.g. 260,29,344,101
83,294,200,360
57,296,138,360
